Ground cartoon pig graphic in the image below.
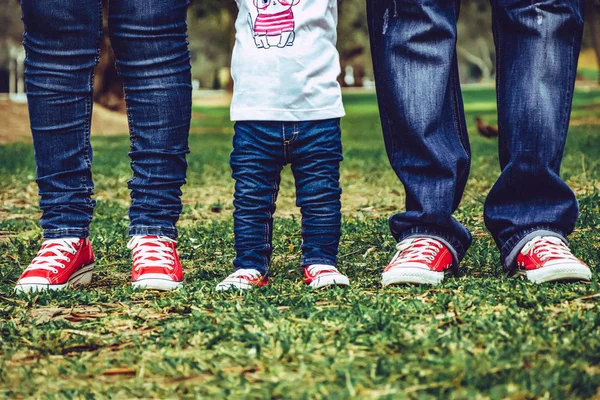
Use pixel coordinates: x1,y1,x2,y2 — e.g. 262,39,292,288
249,0,300,49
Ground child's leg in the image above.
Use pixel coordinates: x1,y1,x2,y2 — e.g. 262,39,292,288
231,122,284,275
289,119,343,267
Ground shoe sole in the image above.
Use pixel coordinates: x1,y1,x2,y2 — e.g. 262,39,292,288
216,279,257,291
132,277,183,291
382,267,447,286
519,263,592,284
309,273,350,289
14,263,95,293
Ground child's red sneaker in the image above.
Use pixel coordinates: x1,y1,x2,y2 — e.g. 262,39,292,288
15,238,95,293
382,237,453,286
215,269,268,291
128,235,183,291
304,264,349,289
516,236,592,283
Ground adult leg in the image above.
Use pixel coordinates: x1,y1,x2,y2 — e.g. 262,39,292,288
230,122,285,276
485,0,584,270
108,0,192,239
366,0,471,263
21,0,102,238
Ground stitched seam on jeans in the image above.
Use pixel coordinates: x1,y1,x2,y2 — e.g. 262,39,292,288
282,122,292,164
558,18,578,164
109,0,137,186
285,122,299,146
44,228,90,233
451,56,470,185
491,2,509,161
129,225,178,230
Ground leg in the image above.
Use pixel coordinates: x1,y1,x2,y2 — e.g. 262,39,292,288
231,122,284,275
289,120,343,267
108,0,192,239
21,0,102,238
485,0,584,270
366,0,471,263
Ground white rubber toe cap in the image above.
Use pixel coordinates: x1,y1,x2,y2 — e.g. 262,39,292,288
132,273,182,291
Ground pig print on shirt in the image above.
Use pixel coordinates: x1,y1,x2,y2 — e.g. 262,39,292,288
248,0,300,49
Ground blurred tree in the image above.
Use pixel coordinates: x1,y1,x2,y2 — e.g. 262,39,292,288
0,0,23,67
94,0,125,112
585,0,600,82
457,1,495,82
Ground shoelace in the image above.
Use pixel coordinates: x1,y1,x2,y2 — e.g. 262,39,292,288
389,238,443,267
127,236,176,271
25,238,80,274
520,236,577,261
306,264,339,276
226,269,262,281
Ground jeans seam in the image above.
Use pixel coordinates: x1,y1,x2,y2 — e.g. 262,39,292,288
491,1,509,160
286,122,299,145
44,227,89,233
44,228,90,239
451,56,470,185
302,257,337,267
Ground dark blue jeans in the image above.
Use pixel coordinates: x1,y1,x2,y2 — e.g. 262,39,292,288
21,0,192,239
367,0,583,270
231,120,343,275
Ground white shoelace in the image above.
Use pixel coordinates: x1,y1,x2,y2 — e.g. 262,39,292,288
520,236,577,261
225,269,262,280
127,236,176,271
389,238,443,266
25,238,80,274
306,264,339,275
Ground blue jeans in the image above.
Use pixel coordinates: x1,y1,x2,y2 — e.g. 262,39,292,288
230,120,343,275
21,0,192,239
367,0,583,270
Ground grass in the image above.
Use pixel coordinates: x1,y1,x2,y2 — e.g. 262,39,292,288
0,87,599,399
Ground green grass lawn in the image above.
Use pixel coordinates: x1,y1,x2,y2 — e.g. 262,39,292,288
0,88,599,399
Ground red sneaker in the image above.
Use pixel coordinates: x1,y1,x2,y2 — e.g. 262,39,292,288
128,235,183,291
215,269,268,291
15,238,95,293
304,264,350,289
382,237,453,286
516,236,592,283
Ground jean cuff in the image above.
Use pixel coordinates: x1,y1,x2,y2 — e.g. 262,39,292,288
234,266,269,276
301,257,337,268
397,227,467,267
501,227,567,272
43,227,90,239
129,225,178,239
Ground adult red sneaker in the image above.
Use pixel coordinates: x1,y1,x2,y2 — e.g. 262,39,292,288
304,264,350,289
516,236,592,283
215,269,268,291
128,235,183,291
382,237,453,286
15,238,95,293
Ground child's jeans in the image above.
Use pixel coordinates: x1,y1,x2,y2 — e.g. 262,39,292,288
230,119,343,275
21,0,192,239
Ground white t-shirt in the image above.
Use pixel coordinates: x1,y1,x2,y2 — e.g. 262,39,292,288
230,0,345,122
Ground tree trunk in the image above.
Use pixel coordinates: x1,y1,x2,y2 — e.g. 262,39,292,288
586,0,600,83
93,0,125,112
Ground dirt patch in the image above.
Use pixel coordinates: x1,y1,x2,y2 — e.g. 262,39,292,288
0,97,129,144
0,91,233,144
570,117,600,126
192,90,232,107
